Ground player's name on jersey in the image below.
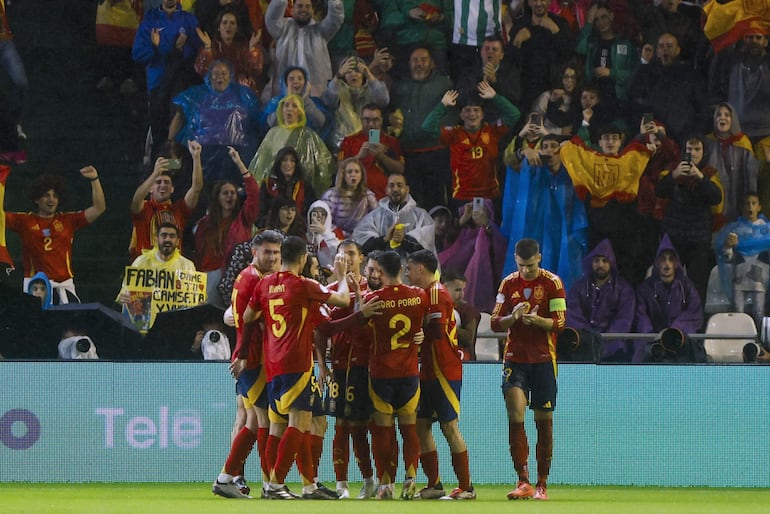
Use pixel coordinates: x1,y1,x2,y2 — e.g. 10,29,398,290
381,297,422,308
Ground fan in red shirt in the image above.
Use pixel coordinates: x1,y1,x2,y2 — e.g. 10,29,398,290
405,249,475,500
246,236,350,500
491,238,566,501
211,230,282,499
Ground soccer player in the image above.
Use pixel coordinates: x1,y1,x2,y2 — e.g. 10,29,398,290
405,250,475,500
364,250,430,500
212,230,283,499
249,236,351,500
491,238,566,501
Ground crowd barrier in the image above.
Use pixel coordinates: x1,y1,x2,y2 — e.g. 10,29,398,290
0,362,766,486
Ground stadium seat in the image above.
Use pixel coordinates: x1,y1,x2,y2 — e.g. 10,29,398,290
704,312,757,363
704,265,731,315
475,312,501,361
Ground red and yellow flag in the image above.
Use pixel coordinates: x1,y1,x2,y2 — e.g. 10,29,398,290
704,0,770,53
560,138,651,208
0,165,13,266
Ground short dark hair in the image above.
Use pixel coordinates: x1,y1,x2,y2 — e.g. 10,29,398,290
441,270,467,284
252,230,284,247
360,103,383,117
157,222,179,236
541,133,564,145
482,34,505,47
376,250,402,278
515,238,540,260
338,239,363,254
366,250,382,262
282,236,308,264
407,249,438,274
684,135,706,147
28,174,65,203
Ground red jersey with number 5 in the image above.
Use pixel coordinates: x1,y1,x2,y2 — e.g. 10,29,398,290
250,271,332,379
364,284,429,379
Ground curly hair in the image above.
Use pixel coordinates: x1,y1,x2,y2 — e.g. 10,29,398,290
28,174,66,204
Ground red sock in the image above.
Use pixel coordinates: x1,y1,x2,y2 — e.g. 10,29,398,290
333,424,351,481
295,431,315,485
509,421,529,482
389,425,399,481
265,434,280,479
451,450,471,491
370,424,394,483
273,427,303,484
535,418,553,484
257,427,269,482
224,426,258,476
420,450,440,486
310,434,324,478
399,423,419,479
350,425,373,478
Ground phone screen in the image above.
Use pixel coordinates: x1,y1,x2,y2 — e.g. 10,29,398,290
642,113,654,126
472,197,484,213
167,158,182,170
529,113,543,126
368,129,380,145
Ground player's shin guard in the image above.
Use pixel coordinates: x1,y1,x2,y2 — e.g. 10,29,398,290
257,427,269,482
399,423,420,479
350,425,373,478
509,421,529,482
420,450,440,487
371,424,394,483
272,427,303,484
535,418,553,484
451,450,472,491
333,425,351,481
224,426,258,476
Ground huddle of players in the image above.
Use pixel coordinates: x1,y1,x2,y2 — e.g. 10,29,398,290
212,232,560,501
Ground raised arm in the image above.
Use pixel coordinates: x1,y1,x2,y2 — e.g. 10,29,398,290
184,140,204,210
80,166,106,223
131,158,167,214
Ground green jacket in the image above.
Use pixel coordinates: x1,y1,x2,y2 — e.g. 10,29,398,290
575,23,638,101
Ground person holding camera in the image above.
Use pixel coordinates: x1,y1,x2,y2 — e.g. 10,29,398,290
129,140,204,261
633,234,705,363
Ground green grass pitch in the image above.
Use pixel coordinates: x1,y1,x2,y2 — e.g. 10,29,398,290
1,483,768,514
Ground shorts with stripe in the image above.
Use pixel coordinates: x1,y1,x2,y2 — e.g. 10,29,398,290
501,361,557,411
268,370,315,422
369,376,420,416
236,366,268,410
417,378,461,423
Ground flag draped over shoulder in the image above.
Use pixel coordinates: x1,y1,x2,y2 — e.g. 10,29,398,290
0,165,13,267
559,137,651,208
95,0,143,48
703,0,770,53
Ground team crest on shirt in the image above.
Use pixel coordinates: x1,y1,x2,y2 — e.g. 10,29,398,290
480,133,490,145
534,285,544,301
53,220,64,233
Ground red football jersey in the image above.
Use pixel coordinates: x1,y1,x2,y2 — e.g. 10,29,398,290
420,281,463,382
339,131,404,199
491,269,567,364
328,276,371,369
364,284,429,379
231,264,266,368
5,211,89,281
250,271,332,379
440,124,509,200
129,198,191,260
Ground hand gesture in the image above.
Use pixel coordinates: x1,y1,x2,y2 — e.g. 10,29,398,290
583,107,593,123
151,27,162,47
188,140,202,159
477,81,496,99
308,216,325,234
688,162,703,179
535,16,559,34
594,66,610,78
522,147,541,166
672,160,690,179
196,28,211,49
152,156,169,176
641,43,654,63
725,232,739,248
175,30,188,51
441,89,459,107
339,56,356,77
413,329,425,345
390,223,406,244
80,165,99,180
346,272,361,294
511,302,527,322
359,295,385,318
371,47,392,71
483,62,497,82
458,203,473,225
227,146,245,167
471,206,490,228
521,304,540,326
229,358,247,379
249,30,261,51
512,27,531,48
550,88,565,101
408,7,426,20
333,252,347,279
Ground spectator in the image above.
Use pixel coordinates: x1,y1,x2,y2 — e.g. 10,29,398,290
123,222,196,277
327,0,379,65
168,59,262,184
305,200,343,272
440,199,507,313
422,83,520,209
532,62,581,136
323,55,390,152
503,111,548,170
248,94,334,194
351,172,436,258
263,196,307,239
193,147,259,308
26,272,52,311
705,102,759,223
338,103,404,199
728,32,770,142
566,239,635,362
507,0,574,111
132,0,201,150
429,205,457,253
262,66,330,138
390,46,453,209
129,140,204,261
194,0,253,38
575,3,637,113
627,32,709,143
501,133,588,289
265,0,344,97
571,85,615,145
656,135,723,303
194,7,266,96
634,234,704,363
5,167,105,304
633,0,708,70
256,146,317,228
449,1,504,82
453,35,521,122
440,270,479,361
714,192,770,327
320,157,378,237
380,0,451,76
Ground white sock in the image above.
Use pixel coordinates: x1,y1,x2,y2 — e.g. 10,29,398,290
217,472,232,483
302,483,318,494
337,480,348,490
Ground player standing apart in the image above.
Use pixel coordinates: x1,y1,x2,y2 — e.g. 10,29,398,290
491,238,566,501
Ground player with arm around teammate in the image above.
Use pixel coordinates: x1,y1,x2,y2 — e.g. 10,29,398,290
491,238,566,501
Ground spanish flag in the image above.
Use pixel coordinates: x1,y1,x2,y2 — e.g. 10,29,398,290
559,137,651,208
704,0,770,53
95,0,142,48
0,165,13,267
